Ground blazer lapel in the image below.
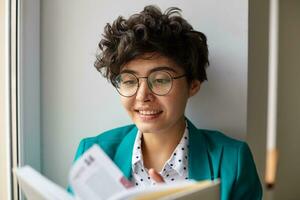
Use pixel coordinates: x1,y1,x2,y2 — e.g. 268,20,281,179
187,119,214,181
113,126,138,180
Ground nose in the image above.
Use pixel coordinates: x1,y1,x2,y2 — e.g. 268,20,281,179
135,78,153,102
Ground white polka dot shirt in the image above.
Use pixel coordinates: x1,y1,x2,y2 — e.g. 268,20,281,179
131,123,189,187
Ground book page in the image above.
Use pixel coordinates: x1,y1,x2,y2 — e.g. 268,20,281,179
69,144,132,200
14,166,74,200
159,179,220,200
108,180,219,200
108,181,195,200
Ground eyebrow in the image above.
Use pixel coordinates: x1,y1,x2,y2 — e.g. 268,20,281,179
120,66,177,75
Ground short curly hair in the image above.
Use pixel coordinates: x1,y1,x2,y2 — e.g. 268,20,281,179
95,5,209,86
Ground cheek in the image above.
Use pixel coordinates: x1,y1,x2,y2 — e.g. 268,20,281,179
120,97,132,112
164,92,189,115
170,87,189,112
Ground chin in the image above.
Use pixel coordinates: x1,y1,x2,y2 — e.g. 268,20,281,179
134,121,164,133
135,123,156,133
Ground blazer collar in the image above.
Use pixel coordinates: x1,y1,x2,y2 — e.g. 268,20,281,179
187,119,214,181
113,126,137,180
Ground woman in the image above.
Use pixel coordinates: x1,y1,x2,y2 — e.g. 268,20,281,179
71,5,262,200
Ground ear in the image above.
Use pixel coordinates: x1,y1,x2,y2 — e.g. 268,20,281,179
188,80,201,97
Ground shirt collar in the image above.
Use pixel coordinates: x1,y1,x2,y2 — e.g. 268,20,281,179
163,127,189,176
131,121,189,176
132,130,144,172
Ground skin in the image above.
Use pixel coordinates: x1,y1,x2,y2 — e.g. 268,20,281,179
120,53,201,183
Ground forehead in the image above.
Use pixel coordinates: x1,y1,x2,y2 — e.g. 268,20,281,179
121,53,183,75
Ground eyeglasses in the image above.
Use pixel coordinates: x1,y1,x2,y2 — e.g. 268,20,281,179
113,71,186,97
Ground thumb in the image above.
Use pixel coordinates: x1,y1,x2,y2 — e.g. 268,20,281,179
149,168,165,183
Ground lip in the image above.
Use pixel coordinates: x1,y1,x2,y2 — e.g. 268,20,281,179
134,109,163,121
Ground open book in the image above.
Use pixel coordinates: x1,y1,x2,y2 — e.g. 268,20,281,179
14,145,220,200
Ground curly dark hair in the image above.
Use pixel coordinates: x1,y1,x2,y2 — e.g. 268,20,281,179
95,5,209,86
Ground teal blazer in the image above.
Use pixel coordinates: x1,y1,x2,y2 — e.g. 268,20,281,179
72,119,262,200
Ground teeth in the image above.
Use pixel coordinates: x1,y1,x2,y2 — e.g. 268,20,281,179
139,110,161,115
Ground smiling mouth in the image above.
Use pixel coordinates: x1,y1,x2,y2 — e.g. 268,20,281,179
136,110,163,115
134,109,163,120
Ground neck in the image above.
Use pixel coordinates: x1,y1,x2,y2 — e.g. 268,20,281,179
141,116,186,171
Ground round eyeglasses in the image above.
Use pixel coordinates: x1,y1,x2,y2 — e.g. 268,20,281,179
113,71,186,97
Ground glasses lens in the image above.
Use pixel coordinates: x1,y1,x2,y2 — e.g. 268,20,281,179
115,73,138,96
148,71,172,95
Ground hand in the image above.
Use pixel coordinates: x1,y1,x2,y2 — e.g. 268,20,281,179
149,168,165,183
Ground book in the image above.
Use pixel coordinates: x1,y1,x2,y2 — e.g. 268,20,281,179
14,144,220,200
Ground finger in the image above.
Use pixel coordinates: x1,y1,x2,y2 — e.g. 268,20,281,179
149,168,165,183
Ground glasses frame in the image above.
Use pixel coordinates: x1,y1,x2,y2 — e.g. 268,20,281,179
114,71,186,97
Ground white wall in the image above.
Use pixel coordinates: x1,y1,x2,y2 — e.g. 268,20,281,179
20,0,41,172
40,0,248,187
